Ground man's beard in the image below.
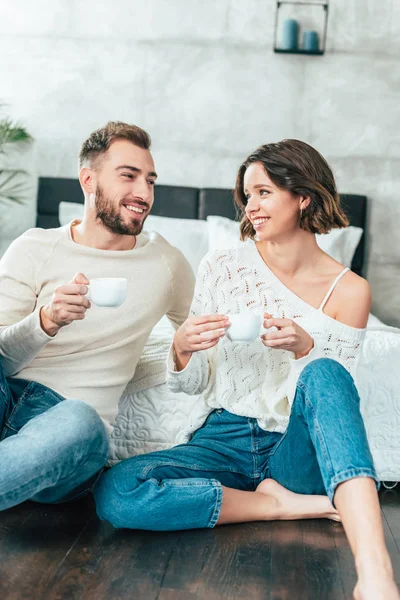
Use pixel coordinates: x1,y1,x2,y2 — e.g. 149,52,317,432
95,185,146,236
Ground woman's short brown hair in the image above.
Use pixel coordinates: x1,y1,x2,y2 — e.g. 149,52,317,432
234,139,349,240
79,121,151,170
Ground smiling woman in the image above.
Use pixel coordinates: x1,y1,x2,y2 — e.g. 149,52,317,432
234,139,349,241
94,137,400,599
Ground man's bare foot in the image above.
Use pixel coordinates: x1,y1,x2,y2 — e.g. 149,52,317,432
256,479,340,521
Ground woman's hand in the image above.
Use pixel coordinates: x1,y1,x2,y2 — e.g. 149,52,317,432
261,313,314,359
173,314,229,371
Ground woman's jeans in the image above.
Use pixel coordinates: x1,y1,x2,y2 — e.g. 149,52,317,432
94,358,378,531
0,357,109,511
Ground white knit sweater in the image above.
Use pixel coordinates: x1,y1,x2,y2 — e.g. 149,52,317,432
167,241,366,439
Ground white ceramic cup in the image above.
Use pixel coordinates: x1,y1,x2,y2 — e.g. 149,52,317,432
226,313,264,343
87,278,128,308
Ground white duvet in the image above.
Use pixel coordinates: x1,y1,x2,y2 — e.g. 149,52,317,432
109,314,400,482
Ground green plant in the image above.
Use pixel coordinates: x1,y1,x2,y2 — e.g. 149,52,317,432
0,104,34,205
0,117,33,152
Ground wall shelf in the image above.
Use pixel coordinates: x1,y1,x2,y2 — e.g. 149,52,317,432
273,0,330,56
273,48,324,55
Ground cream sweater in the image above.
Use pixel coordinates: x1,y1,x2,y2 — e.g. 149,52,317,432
0,222,195,431
167,242,366,439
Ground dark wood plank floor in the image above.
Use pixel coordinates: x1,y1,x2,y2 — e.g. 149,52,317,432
0,486,398,600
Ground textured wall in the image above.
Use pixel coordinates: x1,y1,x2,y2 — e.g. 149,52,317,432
1,0,399,324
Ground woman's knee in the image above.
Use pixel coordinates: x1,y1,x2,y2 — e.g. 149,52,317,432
299,358,354,388
93,451,184,529
94,456,148,528
93,469,121,527
296,358,359,414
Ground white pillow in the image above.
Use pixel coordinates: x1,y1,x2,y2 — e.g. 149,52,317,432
58,203,210,274
58,205,362,270
317,227,363,268
145,215,209,274
59,201,84,225
207,215,244,251
206,215,363,269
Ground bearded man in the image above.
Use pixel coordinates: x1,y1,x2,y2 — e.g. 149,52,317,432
0,121,194,511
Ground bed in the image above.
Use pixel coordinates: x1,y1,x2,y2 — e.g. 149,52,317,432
37,178,400,482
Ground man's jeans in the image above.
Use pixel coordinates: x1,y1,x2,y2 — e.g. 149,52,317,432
94,358,378,531
0,357,109,511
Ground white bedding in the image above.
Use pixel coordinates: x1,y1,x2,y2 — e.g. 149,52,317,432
109,314,400,481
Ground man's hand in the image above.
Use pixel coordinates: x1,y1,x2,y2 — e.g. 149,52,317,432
261,313,314,359
40,273,91,336
173,314,229,371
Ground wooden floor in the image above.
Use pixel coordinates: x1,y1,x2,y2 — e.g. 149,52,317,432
0,487,398,600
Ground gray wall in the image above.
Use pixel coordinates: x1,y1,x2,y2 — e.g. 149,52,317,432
1,0,399,325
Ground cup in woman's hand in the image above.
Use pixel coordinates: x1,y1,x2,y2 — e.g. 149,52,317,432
87,278,128,307
226,313,263,343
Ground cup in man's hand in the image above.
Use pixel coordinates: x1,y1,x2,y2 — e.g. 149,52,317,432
87,278,128,308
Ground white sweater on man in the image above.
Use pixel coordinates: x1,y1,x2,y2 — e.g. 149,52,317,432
0,222,194,431
167,242,365,441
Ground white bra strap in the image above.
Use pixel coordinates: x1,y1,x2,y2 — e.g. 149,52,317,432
319,267,350,311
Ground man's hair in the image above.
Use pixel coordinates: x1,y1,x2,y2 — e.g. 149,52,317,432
234,139,349,239
79,121,151,169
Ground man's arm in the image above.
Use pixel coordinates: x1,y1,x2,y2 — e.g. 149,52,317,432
0,314,54,377
165,250,196,330
0,233,90,376
0,234,55,376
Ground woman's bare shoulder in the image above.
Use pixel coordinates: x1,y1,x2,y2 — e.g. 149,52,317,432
333,270,372,328
339,270,371,299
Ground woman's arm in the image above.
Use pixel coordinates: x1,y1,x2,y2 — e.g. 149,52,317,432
173,314,227,370
166,254,228,395
262,272,371,402
262,272,371,366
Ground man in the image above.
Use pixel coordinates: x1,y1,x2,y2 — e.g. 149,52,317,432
0,121,195,511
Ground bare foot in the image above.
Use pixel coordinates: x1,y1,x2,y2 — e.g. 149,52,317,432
354,557,400,600
256,479,340,521
354,571,400,600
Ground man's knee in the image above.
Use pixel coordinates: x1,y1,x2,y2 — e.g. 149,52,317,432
52,399,109,461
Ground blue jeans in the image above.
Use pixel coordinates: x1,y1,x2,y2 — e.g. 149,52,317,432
94,358,378,531
0,357,109,511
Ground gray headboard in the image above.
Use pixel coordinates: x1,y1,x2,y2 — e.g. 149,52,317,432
36,177,367,276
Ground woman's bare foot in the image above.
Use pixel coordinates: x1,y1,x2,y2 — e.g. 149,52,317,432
256,478,340,521
354,563,400,600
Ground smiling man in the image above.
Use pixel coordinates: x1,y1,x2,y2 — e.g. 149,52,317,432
0,121,195,512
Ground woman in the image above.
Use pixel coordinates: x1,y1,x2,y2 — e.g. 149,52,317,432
94,140,399,600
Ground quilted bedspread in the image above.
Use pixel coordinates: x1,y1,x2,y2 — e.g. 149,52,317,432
109,315,400,481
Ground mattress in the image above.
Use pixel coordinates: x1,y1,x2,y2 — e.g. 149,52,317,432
109,314,400,482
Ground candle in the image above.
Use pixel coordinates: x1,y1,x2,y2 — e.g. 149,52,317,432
281,19,299,50
302,30,319,52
